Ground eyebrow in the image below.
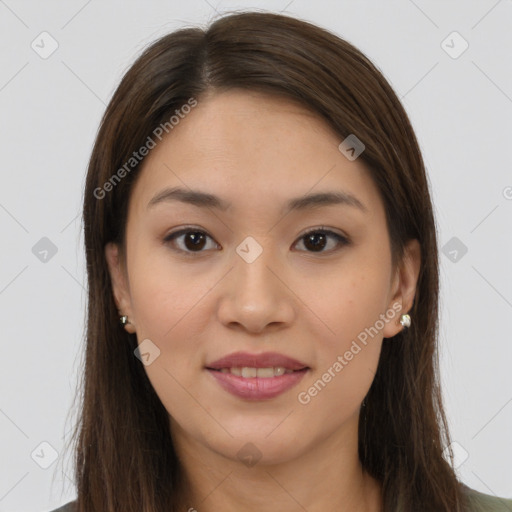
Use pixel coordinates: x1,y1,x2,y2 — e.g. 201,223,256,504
147,186,368,214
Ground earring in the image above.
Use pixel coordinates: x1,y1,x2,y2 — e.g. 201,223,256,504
399,313,411,328
119,315,130,326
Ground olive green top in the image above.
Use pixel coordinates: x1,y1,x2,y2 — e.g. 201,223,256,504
462,486,512,511
48,486,512,511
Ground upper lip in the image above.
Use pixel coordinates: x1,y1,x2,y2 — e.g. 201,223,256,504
206,351,309,371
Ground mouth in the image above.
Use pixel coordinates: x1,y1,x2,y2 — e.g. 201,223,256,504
204,351,310,400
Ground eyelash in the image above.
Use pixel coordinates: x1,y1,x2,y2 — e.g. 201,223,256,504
163,226,350,257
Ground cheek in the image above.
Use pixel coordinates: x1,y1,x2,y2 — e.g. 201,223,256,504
302,254,391,395
127,258,210,418
313,260,391,348
128,247,211,340
126,250,219,388
296,275,387,419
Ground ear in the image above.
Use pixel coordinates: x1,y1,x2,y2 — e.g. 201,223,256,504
104,242,136,334
382,239,421,339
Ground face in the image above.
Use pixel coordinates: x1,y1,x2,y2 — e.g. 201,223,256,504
106,89,420,467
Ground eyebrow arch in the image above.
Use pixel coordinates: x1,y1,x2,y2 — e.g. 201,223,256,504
147,186,368,214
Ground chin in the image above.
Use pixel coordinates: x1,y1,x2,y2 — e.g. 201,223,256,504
201,426,308,468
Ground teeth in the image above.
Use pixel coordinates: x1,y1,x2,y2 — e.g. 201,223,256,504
241,367,257,378
218,367,293,378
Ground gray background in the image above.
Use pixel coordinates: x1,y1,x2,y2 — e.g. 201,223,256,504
0,1,511,510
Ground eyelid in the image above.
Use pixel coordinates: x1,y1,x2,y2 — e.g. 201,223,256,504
298,225,349,242
163,226,212,242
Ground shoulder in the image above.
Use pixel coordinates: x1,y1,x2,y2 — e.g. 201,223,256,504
463,485,512,512
47,500,77,512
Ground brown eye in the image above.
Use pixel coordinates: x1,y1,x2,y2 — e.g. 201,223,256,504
183,231,207,251
294,228,349,253
164,229,219,254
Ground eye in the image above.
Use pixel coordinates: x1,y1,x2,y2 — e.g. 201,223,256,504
163,228,219,255
293,227,350,253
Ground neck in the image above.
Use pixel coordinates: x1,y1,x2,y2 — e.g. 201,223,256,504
172,411,382,512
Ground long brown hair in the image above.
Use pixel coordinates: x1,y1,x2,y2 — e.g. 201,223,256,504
64,10,467,511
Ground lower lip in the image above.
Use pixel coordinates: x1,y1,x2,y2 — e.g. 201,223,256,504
206,368,309,400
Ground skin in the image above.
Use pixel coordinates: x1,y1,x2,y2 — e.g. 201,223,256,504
105,89,421,512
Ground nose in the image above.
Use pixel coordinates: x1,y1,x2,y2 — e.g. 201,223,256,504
216,242,296,334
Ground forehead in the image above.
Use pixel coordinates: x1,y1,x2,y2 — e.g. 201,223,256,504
129,89,383,220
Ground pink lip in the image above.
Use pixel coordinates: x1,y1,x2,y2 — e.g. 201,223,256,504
205,351,310,400
206,368,309,400
206,351,308,371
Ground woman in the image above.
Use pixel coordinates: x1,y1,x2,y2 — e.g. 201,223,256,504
52,10,511,512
